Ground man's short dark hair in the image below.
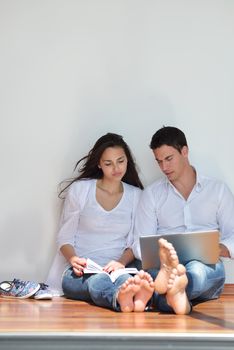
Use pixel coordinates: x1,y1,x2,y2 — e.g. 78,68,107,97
150,126,188,153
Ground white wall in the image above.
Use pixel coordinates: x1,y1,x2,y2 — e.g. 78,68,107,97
0,0,233,283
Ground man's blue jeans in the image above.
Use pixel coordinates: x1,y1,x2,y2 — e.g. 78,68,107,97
149,259,225,312
62,267,132,311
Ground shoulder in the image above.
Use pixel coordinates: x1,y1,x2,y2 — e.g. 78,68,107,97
138,178,169,209
144,177,167,196
67,179,95,198
123,182,142,200
198,173,234,197
198,173,227,189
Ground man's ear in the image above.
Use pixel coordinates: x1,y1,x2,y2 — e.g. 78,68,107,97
181,145,189,157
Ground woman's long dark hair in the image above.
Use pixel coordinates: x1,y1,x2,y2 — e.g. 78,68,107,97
59,133,143,198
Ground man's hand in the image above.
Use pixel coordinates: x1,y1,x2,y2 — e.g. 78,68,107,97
219,243,231,258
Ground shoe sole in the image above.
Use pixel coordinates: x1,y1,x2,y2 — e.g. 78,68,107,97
34,294,53,300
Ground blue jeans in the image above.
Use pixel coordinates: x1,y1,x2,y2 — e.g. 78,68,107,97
149,259,225,312
62,267,132,311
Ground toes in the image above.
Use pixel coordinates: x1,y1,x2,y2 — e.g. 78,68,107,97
137,270,145,278
144,272,153,283
177,264,186,275
137,270,153,282
121,277,135,290
133,274,142,286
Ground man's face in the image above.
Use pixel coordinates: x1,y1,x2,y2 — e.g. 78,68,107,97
153,145,189,182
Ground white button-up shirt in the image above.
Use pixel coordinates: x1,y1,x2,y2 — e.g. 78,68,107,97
133,171,234,259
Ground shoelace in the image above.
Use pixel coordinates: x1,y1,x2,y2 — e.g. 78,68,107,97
39,283,49,290
12,278,28,290
0,279,27,292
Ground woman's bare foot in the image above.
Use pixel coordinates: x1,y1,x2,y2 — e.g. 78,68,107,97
166,264,191,315
154,238,179,294
133,271,154,312
116,277,141,312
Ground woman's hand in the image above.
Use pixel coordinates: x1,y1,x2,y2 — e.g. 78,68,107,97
103,260,125,273
69,256,87,276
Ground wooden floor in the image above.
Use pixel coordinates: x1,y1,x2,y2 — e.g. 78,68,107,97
1,284,234,349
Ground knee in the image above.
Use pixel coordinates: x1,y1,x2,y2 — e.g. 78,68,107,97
61,268,80,297
61,273,74,296
88,273,110,291
185,261,207,287
185,260,225,292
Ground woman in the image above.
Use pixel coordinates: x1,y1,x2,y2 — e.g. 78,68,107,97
47,132,154,312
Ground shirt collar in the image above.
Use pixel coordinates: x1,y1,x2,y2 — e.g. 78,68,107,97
164,166,204,193
194,168,203,192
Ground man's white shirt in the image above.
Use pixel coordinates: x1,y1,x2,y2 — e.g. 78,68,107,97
133,170,234,259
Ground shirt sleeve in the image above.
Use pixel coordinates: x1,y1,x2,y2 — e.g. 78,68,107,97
132,185,158,259
217,182,234,258
125,187,142,250
56,181,85,250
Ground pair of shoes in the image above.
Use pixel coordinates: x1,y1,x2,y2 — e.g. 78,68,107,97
33,283,53,300
0,278,40,298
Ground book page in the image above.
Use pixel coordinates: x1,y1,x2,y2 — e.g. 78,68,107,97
109,268,139,282
83,258,104,273
83,258,139,282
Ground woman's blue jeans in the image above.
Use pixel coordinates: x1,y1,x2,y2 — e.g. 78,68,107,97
62,267,132,311
149,259,226,312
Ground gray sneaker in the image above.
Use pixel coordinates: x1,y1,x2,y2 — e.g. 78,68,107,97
33,283,53,300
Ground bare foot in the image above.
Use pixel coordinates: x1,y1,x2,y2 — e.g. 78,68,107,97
116,277,141,312
166,264,191,315
133,271,154,312
154,238,179,294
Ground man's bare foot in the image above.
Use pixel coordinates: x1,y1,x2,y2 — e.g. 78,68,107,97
116,277,141,312
133,271,154,312
154,238,179,294
166,264,191,315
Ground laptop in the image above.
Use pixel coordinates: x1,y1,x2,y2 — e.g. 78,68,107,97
140,230,220,270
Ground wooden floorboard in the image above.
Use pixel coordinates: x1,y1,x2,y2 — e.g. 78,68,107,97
1,284,234,349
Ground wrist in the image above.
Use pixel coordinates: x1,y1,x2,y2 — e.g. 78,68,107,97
117,259,126,267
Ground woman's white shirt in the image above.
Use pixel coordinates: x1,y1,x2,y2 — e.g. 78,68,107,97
47,179,141,295
57,179,141,266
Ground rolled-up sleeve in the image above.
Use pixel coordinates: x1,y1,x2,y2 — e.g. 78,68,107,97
125,188,142,250
56,184,81,250
132,186,158,259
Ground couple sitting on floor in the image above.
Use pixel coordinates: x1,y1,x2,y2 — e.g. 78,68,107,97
47,127,233,314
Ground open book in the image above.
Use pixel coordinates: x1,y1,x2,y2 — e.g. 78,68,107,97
83,258,139,283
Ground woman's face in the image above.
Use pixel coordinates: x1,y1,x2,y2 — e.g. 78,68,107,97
98,146,128,182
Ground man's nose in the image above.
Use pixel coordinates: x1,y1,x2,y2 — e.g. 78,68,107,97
161,162,168,172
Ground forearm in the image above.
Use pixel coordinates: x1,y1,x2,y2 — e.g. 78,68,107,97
118,248,135,267
60,244,77,263
60,244,87,276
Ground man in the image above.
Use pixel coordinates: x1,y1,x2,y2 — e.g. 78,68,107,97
134,126,234,312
